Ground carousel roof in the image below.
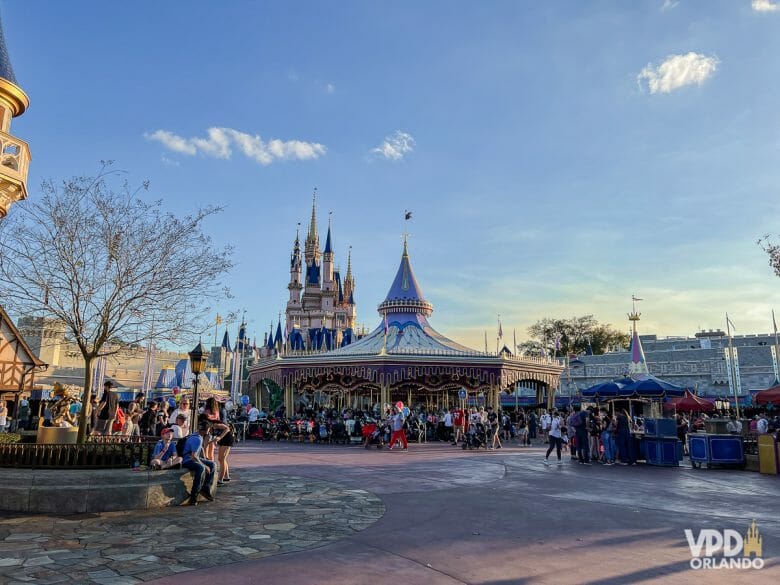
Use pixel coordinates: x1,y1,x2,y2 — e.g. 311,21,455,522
319,240,477,357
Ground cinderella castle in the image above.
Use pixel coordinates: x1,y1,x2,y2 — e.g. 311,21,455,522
269,192,358,352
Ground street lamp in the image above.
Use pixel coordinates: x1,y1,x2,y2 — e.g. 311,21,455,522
188,341,210,431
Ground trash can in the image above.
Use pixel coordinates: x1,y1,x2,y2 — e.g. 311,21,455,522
758,434,778,475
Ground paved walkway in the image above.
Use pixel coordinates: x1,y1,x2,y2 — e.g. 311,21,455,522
2,441,779,584
0,469,383,585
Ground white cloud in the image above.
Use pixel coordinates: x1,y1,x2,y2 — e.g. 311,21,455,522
661,0,679,11
753,0,780,11
145,127,326,165
371,130,415,160
325,83,335,94
637,52,719,94
160,155,180,167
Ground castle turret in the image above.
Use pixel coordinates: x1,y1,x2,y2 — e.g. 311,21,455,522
0,12,31,218
287,225,302,312
321,216,336,314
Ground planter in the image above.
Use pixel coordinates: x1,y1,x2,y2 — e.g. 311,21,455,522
37,426,78,444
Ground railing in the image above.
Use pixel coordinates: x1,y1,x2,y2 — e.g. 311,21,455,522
0,439,157,469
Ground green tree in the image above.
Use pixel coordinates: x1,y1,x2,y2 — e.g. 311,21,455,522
522,315,628,356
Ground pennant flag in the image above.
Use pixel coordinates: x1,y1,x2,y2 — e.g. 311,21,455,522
555,335,561,351
498,317,503,339
384,314,389,335
216,314,222,326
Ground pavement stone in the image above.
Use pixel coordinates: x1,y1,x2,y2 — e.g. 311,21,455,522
0,468,383,584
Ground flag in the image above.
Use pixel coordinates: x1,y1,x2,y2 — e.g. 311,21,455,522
555,336,561,351
384,314,389,335
404,210,412,220
497,317,503,339
216,314,222,326
484,331,488,353
773,309,777,334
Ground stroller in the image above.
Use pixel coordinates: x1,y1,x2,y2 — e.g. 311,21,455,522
362,421,387,449
463,422,488,450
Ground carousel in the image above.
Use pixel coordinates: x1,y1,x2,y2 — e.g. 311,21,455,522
249,239,563,414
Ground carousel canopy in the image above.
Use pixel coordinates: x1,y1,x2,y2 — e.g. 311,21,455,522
320,240,478,357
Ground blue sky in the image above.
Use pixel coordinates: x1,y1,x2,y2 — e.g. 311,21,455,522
5,1,780,349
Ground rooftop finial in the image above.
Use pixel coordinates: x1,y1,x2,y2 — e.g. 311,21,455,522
307,188,318,242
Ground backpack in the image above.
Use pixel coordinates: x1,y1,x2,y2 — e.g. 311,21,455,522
176,437,188,458
112,407,126,432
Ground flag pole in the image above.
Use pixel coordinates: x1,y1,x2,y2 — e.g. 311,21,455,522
726,313,740,419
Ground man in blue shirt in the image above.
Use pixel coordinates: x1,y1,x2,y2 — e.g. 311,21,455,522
181,419,216,506
150,428,181,470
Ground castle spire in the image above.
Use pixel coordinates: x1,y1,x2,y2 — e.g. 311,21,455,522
0,10,31,218
323,212,333,255
306,188,318,247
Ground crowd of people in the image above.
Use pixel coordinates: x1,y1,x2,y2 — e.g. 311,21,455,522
85,381,238,505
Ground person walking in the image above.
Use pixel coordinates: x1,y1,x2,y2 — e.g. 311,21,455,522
544,410,564,465
388,406,408,451
488,407,502,449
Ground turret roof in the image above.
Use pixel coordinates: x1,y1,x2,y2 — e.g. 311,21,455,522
324,221,333,255
0,14,18,85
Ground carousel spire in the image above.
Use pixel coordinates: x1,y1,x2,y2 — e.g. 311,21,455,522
628,295,649,376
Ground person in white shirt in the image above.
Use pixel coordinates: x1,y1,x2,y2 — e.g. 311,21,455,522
170,414,188,439
247,405,260,422
540,410,552,443
544,411,564,464
443,409,453,442
170,398,191,436
726,416,742,435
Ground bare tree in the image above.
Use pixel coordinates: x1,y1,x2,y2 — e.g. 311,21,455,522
759,235,780,279
0,164,233,442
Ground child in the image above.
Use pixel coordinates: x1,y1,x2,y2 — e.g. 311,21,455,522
150,428,182,470
561,424,570,454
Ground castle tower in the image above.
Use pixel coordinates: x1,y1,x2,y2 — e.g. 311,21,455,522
287,225,302,314
0,12,31,218
17,316,67,367
321,216,336,317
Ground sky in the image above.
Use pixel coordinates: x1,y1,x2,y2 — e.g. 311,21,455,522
4,0,780,350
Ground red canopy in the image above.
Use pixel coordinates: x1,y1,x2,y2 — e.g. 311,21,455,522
669,390,715,413
755,384,780,406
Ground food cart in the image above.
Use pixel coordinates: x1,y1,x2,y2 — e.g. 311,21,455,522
688,419,745,469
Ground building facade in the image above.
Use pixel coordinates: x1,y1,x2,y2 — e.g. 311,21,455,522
561,328,780,399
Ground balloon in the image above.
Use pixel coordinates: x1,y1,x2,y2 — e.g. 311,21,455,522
403,406,410,416
168,397,176,409
396,401,404,410
241,395,250,406
172,386,180,396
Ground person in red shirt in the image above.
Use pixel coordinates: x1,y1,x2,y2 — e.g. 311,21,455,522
451,407,465,445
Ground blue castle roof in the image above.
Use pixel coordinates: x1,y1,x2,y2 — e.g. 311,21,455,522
324,224,333,254
0,14,18,85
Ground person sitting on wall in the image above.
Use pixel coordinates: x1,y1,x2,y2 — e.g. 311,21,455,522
181,419,216,506
150,428,182,470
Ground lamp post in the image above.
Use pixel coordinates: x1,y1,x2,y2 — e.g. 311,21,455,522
188,341,210,431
